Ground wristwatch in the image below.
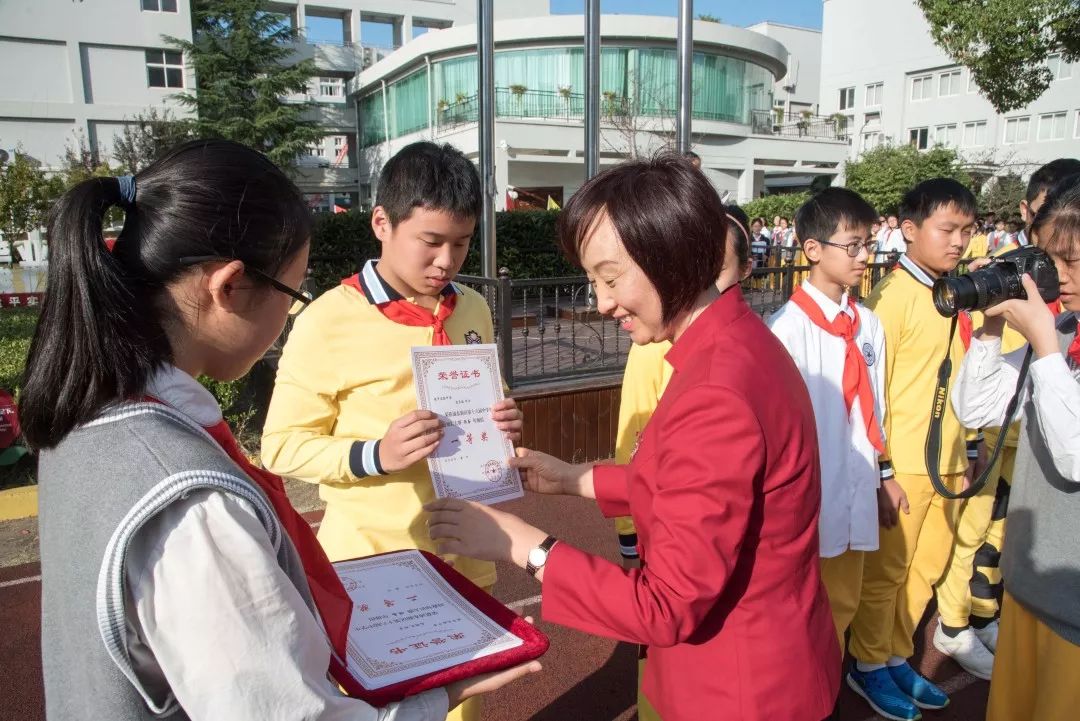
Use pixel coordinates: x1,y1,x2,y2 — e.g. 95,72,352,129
525,536,559,577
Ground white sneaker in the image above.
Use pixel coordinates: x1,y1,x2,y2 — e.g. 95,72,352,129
932,623,995,680
973,619,999,653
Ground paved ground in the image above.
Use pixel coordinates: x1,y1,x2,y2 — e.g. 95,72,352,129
0,478,989,721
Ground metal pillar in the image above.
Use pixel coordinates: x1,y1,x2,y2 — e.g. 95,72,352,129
477,0,497,279
676,0,693,154
584,0,601,179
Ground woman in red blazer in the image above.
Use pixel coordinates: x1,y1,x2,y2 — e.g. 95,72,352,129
427,155,839,721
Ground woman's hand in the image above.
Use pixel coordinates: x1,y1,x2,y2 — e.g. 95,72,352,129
510,448,595,499
877,478,910,529
426,498,548,568
984,274,1059,357
492,399,523,443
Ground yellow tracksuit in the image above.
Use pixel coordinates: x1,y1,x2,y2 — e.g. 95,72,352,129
613,340,673,721
261,262,498,721
849,263,972,663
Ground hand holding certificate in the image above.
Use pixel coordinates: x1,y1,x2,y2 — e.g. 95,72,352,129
332,550,548,706
412,344,523,505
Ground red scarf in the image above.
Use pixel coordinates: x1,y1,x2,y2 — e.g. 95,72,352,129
790,287,886,454
144,396,355,687
342,274,457,345
1069,335,1080,367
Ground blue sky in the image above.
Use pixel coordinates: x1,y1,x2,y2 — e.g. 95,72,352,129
308,1,822,48
548,0,823,30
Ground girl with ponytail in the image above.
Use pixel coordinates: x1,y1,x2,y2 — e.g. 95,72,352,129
29,139,537,720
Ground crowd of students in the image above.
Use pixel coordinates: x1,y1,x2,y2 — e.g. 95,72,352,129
26,138,1080,721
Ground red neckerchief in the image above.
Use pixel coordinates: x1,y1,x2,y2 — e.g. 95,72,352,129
342,274,457,345
144,397,353,686
1068,334,1080,367
789,287,886,454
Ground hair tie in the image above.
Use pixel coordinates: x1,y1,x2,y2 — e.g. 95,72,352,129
116,175,137,210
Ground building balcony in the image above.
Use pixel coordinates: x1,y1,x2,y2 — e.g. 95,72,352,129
750,110,850,143
288,41,398,73
302,102,355,130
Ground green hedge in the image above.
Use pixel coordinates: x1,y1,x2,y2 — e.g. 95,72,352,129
741,193,812,223
309,209,574,292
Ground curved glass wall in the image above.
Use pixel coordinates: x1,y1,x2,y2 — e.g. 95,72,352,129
359,45,774,146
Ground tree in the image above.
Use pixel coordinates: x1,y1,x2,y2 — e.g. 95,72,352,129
980,173,1026,219
844,143,971,215
112,107,193,173
167,0,322,167
0,149,63,238
918,0,1080,113
60,131,122,187
742,192,811,223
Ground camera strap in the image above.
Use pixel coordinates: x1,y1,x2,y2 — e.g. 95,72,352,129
924,315,1033,500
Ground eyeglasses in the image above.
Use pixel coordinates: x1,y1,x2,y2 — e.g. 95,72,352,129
179,255,313,307
817,240,877,258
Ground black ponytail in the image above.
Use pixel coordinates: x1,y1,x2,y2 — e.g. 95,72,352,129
20,139,311,449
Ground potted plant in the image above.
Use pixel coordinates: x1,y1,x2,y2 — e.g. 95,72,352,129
454,91,468,104
509,84,527,100
436,99,449,113
558,85,573,100
796,109,812,135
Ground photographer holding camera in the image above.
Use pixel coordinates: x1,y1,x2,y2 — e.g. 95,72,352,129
952,174,1080,721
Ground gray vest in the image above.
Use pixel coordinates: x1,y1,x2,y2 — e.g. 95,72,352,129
1000,314,1080,643
38,402,316,720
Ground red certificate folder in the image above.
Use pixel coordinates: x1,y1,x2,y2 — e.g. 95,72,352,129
330,550,549,707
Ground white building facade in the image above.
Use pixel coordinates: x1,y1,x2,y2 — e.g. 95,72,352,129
820,0,1080,178
0,0,195,169
351,15,849,209
746,22,822,117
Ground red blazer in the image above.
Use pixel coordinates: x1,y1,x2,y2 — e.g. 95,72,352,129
542,286,839,721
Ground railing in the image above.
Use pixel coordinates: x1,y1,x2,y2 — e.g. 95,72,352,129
436,87,754,134
452,259,902,389
751,110,850,142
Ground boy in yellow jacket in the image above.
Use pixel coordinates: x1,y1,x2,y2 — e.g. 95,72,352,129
262,142,522,721
846,179,981,721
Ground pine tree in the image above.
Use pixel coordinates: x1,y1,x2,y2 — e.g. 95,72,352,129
167,0,322,167
112,107,194,173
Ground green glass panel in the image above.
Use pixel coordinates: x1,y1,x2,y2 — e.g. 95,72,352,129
389,68,429,138
359,91,385,147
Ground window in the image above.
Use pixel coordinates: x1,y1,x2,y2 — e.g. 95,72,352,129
1037,112,1067,141
909,127,929,149
1046,53,1072,81
932,123,958,146
315,76,345,99
962,121,987,147
839,86,855,110
864,111,881,125
938,70,962,97
911,75,933,101
145,49,183,88
865,82,883,107
1003,116,1031,144
141,0,178,11
862,131,883,151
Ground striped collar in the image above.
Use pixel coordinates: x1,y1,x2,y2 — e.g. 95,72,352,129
1016,230,1029,247
357,259,462,305
898,253,937,288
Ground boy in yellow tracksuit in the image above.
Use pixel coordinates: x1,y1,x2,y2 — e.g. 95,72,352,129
613,203,752,721
262,142,522,721
846,179,981,721
932,158,1080,680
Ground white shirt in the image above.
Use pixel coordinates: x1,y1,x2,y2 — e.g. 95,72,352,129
768,281,888,557
951,316,1080,483
880,228,906,254
122,366,450,721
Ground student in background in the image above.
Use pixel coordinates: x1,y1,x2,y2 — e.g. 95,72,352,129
768,188,886,661
952,173,1080,721
261,141,523,721
932,157,1080,680
846,179,981,721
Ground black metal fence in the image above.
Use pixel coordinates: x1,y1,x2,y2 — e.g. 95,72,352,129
455,260,899,388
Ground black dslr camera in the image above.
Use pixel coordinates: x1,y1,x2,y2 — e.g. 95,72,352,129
932,246,1059,317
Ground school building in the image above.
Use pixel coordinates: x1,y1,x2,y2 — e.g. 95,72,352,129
820,0,1080,181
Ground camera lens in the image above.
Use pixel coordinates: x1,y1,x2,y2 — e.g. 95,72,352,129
933,276,975,317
